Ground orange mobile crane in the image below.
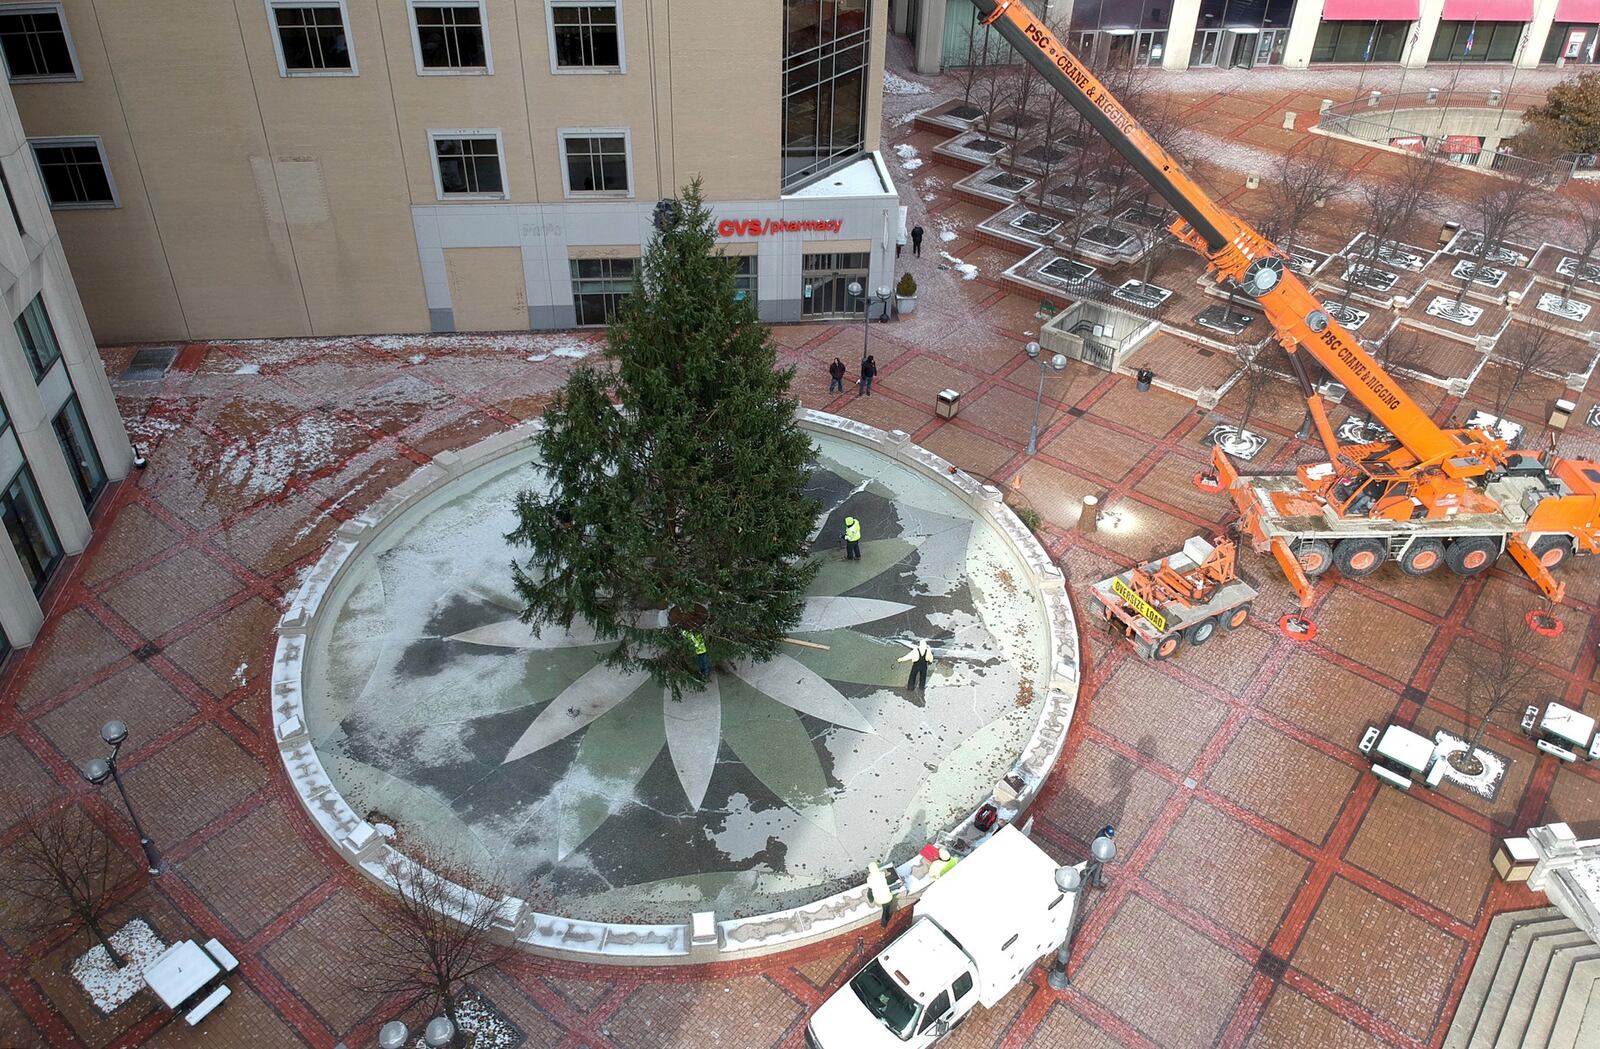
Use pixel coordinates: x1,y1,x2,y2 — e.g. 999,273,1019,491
971,0,1600,609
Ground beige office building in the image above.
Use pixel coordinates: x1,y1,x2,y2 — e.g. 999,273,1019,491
0,60,131,654
4,0,900,344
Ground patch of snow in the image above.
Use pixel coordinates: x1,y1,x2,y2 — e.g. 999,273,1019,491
940,252,979,281
233,661,250,686
893,143,918,160
884,71,930,96
408,354,426,365
940,230,959,242
902,158,924,171
233,363,261,375
526,354,549,363
71,919,167,1014
551,346,591,359
923,194,936,202
374,822,397,839
1430,731,1508,800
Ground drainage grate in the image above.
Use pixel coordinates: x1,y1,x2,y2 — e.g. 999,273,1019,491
120,346,178,382
133,642,161,661
1402,686,1427,703
1255,951,1289,981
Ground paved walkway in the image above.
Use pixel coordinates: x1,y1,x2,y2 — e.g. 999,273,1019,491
4,37,1600,1049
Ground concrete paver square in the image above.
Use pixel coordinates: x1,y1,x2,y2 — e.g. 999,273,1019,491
1131,451,1234,524
81,504,182,588
1090,660,1228,773
966,383,1055,447
102,548,241,640
1092,496,1212,567
14,608,130,710
1078,893,1253,1049
1089,377,1198,439
1043,418,1154,484
160,597,280,699
1256,657,1401,748
121,724,265,843
1311,589,1435,685
919,423,1015,482
1034,738,1176,856
260,893,373,1037
1345,788,1496,923
1292,877,1464,1042
837,388,934,435
1022,1001,1125,1049
0,734,62,834
601,976,803,1049
1206,721,1359,845
879,353,983,404
144,981,310,1048
1145,801,1310,946
1542,763,1600,838
35,662,196,770
1015,459,1100,531
180,801,329,939
1245,985,1390,1049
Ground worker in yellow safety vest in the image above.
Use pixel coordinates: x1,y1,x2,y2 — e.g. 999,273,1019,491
684,630,709,677
842,516,862,561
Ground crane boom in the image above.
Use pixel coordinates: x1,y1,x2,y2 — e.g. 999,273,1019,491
968,0,1480,472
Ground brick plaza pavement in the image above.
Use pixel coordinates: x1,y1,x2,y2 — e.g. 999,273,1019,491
4,41,1600,1049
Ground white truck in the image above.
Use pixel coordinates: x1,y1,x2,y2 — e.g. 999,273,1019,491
805,826,1077,1048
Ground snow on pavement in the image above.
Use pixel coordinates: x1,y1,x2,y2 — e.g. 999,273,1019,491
71,919,167,1013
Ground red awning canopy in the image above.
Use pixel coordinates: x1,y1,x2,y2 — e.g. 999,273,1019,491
1319,0,1421,19
1440,0,1534,19
1555,0,1600,22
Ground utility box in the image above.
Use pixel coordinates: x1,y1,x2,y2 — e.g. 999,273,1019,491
1551,398,1577,431
936,389,961,419
1493,837,1538,882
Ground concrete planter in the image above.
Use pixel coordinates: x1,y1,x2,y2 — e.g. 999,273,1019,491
896,294,918,316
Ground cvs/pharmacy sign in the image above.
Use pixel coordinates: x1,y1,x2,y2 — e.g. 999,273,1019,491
717,218,843,237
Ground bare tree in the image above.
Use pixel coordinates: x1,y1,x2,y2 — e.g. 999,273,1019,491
347,847,515,1047
975,52,1012,144
1231,342,1282,435
1489,317,1567,424
1560,180,1600,300
1003,59,1041,174
1023,54,1075,205
1450,608,1543,776
1267,139,1343,260
2,805,128,965
1348,146,1449,303
1458,173,1551,301
951,17,986,118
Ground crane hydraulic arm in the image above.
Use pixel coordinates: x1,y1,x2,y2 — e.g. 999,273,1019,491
967,0,1493,478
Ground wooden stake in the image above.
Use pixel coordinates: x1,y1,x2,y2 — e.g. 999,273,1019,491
782,637,831,651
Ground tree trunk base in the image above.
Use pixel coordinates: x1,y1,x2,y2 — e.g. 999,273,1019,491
1447,751,1484,777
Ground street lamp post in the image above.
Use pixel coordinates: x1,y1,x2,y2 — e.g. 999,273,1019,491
377,1017,455,1048
1025,341,1069,456
79,719,162,875
1045,825,1116,990
847,280,893,363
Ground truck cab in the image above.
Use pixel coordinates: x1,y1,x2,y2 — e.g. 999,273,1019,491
806,826,1076,1048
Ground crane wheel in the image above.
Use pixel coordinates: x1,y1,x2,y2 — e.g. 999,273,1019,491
1153,634,1182,660
1295,539,1333,577
1185,618,1218,646
1334,537,1387,578
1447,536,1498,576
1398,538,1445,576
1219,603,1252,631
1531,535,1572,569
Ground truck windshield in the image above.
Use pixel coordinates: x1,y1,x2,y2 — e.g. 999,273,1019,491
849,961,920,1039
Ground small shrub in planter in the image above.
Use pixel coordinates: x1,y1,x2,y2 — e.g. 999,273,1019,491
1016,507,1042,533
895,272,918,316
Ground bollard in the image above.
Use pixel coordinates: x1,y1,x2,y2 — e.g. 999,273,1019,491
1488,88,1501,106
1080,495,1099,533
1282,111,1296,130
1245,174,1259,189
1368,89,1381,107
1320,98,1334,112
1426,86,1439,104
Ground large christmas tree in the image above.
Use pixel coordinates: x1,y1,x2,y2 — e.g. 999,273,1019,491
507,181,819,696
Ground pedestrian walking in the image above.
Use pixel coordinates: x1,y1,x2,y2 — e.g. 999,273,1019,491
842,515,862,560
828,357,846,394
859,355,876,396
684,629,710,677
899,638,934,692
911,224,925,257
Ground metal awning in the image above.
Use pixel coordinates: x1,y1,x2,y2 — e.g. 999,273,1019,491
1440,0,1534,19
1554,0,1600,21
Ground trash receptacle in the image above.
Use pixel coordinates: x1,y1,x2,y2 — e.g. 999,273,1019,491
1136,368,1153,392
936,389,961,419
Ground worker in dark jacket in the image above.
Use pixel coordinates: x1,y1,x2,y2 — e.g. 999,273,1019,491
858,355,877,396
899,638,934,691
829,357,846,394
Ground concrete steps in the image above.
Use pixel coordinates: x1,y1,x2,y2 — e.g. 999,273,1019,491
1444,908,1600,1049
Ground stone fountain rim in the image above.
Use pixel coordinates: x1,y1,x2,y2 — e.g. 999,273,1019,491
269,409,1081,966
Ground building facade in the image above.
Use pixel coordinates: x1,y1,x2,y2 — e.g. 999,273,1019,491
3,0,899,343
0,64,131,654
907,0,1600,72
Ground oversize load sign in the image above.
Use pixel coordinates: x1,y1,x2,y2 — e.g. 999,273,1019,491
1110,577,1166,632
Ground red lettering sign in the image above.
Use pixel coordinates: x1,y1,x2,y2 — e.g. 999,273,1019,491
716,218,843,237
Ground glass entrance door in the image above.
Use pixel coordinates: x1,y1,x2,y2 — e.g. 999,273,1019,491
1194,29,1222,66
802,252,870,319
1229,31,1257,67
1255,28,1287,65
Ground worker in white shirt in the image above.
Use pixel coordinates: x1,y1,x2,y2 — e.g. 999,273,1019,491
898,638,934,692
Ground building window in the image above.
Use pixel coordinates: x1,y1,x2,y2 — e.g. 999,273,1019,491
430,131,506,198
411,1,489,72
1544,24,1599,64
268,1,354,75
1,166,24,236
1429,20,1524,63
560,131,631,195
1311,20,1408,63
733,256,758,302
548,1,622,71
782,0,871,190
570,257,635,326
801,251,869,319
0,3,77,81
53,395,105,509
29,138,116,208
3,465,60,594
14,293,60,381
